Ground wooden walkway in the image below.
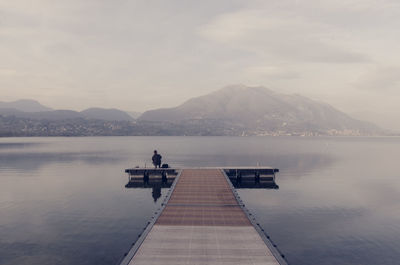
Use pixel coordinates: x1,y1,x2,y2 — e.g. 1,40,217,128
122,169,283,265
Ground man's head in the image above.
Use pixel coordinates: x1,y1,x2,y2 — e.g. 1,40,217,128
154,150,157,154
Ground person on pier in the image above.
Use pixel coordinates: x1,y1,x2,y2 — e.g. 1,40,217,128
152,150,162,168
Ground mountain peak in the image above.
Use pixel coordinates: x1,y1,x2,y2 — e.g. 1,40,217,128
139,85,381,135
0,101,134,121
0,99,53,112
80,108,134,121
217,84,274,94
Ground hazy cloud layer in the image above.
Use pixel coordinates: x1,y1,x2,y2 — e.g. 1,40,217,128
1,0,400,129
355,66,400,91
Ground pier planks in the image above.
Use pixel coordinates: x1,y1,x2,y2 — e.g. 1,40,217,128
127,169,281,265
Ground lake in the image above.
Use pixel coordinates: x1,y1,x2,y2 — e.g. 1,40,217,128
0,136,399,265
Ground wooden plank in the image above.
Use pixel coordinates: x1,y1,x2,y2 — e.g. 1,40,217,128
129,226,280,265
125,169,283,265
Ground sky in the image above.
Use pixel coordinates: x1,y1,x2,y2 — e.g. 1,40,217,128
1,0,400,130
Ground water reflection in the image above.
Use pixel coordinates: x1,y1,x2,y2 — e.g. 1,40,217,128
124,168,280,204
224,169,280,189
171,153,334,178
0,152,125,172
125,176,174,203
229,176,279,189
2,136,400,265
0,142,42,149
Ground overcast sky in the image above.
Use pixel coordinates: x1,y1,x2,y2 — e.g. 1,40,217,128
1,0,400,129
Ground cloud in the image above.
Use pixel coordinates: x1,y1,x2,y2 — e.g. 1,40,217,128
0,0,400,128
199,9,371,64
354,66,400,91
242,66,299,80
0,68,17,76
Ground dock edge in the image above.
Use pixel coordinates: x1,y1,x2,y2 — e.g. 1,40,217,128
221,169,289,265
117,170,183,265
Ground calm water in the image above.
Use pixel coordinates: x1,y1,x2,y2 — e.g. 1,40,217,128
0,136,399,265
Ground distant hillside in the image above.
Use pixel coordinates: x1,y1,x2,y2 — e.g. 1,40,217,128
126,111,142,119
139,85,381,136
0,108,134,121
81,108,134,121
0,99,53,112
0,100,134,122
0,89,385,136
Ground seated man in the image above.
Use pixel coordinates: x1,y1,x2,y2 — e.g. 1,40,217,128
152,150,162,168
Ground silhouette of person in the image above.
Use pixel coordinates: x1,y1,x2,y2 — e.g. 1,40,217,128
152,185,161,202
152,150,162,168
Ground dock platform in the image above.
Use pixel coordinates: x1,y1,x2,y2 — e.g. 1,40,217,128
120,168,286,265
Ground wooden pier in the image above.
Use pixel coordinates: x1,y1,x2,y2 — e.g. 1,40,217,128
120,168,286,265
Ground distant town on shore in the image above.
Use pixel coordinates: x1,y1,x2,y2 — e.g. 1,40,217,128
0,85,391,137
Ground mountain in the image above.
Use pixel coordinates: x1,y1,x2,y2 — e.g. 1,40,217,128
0,89,384,136
81,108,134,121
0,99,53,112
126,111,142,119
139,85,381,135
0,101,134,122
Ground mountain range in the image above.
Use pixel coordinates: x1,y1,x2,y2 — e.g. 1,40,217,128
0,86,385,136
0,99,52,112
0,100,134,121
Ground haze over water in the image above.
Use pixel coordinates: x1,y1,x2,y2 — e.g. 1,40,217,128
0,136,399,265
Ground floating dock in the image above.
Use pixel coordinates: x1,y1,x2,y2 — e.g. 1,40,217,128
120,168,286,265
